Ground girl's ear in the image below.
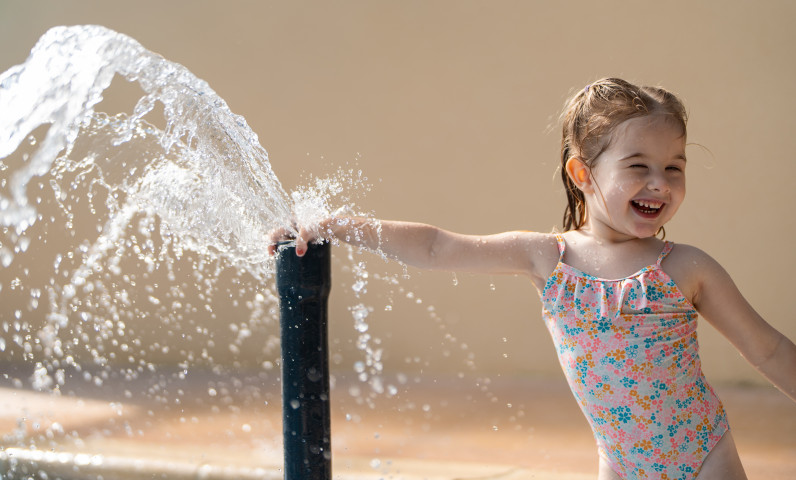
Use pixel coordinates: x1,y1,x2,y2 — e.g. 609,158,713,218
565,157,593,192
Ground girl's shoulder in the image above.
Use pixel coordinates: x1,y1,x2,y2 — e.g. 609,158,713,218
508,230,560,251
507,231,560,290
662,241,718,269
661,241,725,304
522,231,561,259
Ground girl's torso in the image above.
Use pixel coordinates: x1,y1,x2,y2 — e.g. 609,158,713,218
538,233,728,479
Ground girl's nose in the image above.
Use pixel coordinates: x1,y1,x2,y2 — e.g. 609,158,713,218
647,172,670,193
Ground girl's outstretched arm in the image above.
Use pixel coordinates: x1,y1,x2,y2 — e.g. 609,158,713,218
680,246,796,402
270,217,556,281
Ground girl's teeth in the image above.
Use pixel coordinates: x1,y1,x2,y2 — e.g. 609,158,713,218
632,200,663,213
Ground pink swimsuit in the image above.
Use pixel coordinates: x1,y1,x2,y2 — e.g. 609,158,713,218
541,235,729,479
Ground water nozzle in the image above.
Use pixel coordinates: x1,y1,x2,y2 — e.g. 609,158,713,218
276,241,332,479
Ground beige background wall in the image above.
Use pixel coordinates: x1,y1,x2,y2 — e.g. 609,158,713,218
1,1,794,386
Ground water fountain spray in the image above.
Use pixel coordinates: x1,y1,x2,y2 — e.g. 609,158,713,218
0,25,355,479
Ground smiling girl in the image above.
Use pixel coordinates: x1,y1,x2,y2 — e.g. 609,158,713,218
270,77,796,480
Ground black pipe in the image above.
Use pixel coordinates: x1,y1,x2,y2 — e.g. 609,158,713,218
276,241,332,479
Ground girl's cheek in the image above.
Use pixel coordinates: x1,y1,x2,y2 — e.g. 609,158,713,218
612,176,634,193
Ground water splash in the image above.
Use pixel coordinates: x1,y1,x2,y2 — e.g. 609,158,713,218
1,24,294,268
0,25,488,474
0,25,364,438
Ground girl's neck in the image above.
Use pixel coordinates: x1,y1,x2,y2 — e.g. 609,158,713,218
562,229,666,280
575,221,653,246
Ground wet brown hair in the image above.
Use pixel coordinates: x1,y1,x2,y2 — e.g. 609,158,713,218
560,77,688,231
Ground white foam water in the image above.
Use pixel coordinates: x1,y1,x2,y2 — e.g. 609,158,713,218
0,25,295,269
0,25,485,474
0,24,366,427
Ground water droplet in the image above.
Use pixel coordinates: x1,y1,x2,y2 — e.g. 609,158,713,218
0,248,13,268
16,236,30,253
307,368,322,382
352,280,366,293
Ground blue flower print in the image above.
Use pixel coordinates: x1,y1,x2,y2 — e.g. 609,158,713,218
597,318,612,333
646,285,664,301
621,376,637,389
610,406,632,423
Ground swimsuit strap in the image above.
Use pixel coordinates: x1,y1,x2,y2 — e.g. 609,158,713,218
554,234,566,259
656,241,674,266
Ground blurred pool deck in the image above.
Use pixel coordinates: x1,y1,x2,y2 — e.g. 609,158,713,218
1,375,794,479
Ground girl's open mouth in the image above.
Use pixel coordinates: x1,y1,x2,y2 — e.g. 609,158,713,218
631,200,664,217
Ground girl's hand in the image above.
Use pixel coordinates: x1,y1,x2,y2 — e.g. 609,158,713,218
266,224,319,258
267,218,343,257
266,225,294,257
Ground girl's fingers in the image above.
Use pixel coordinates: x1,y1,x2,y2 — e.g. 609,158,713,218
268,217,340,257
267,226,293,256
296,226,312,257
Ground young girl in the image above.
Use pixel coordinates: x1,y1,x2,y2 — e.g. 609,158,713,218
269,77,796,480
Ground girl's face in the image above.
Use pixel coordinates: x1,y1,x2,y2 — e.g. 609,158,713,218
583,114,687,241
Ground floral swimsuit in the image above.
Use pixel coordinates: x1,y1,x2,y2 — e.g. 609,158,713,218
541,235,729,479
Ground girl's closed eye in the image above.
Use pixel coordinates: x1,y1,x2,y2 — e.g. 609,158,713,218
667,160,687,172
625,162,650,172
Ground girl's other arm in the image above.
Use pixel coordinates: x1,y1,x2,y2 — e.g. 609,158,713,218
686,248,796,402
